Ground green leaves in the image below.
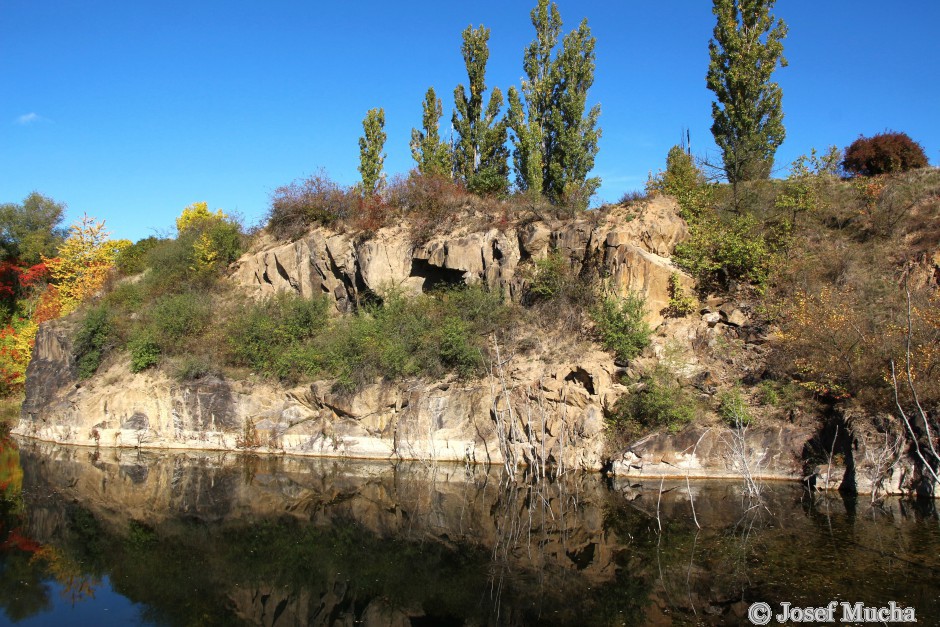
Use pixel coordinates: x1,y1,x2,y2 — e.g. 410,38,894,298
508,2,601,208
590,292,652,363
707,0,788,183
410,88,451,177
452,26,510,196
358,108,387,196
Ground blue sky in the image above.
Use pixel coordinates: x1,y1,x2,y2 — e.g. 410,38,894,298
1,1,938,242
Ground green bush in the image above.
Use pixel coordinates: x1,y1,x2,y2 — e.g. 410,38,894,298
104,280,144,312
718,387,752,427
646,145,714,220
115,237,165,276
607,369,696,437
663,273,696,318
142,238,201,295
148,292,211,351
227,292,330,380
591,292,652,363
527,253,570,302
524,251,596,332
673,212,773,288
128,332,160,373
172,355,215,381
756,380,780,406
74,306,112,379
226,286,506,390
437,316,481,379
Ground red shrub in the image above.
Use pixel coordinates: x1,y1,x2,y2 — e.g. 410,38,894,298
843,132,929,177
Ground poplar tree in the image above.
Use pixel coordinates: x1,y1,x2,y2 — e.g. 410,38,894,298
508,0,600,207
452,25,509,195
410,87,451,177
358,108,386,196
551,19,601,205
707,0,788,183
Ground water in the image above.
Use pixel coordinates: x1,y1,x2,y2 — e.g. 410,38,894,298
1,435,938,626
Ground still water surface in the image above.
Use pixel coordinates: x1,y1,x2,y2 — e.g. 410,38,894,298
1,435,938,626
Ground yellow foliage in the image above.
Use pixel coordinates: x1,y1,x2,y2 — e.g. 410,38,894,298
176,201,226,234
42,215,123,316
0,316,38,390
191,232,219,272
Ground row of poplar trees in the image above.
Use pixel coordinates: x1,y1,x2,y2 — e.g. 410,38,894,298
362,0,790,204
360,0,601,209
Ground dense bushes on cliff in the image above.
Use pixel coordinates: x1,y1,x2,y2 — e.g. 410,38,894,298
769,167,940,409
643,142,940,425
226,285,511,388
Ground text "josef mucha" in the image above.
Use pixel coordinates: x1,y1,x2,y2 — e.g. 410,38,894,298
772,601,916,623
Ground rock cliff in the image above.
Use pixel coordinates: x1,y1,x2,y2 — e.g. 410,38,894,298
232,196,691,328
18,195,917,495
17,198,697,472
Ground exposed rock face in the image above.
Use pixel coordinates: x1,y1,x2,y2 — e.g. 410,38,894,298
18,316,618,471
16,198,696,471
232,196,692,327
609,424,813,481
25,195,909,495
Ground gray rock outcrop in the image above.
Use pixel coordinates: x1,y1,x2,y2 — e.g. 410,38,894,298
232,196,692,327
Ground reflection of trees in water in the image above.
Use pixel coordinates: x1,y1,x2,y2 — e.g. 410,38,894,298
0,437,51,622
4,440,940,626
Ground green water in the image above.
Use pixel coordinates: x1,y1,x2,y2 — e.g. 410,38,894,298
1,436,938,626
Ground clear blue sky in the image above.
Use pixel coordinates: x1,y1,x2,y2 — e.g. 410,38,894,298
1,1,938,242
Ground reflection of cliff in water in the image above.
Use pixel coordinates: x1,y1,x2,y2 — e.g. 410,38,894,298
9,439,940,626
16,441,645,626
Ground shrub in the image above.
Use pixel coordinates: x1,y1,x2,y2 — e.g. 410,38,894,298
141,238,202,295
172,355,215,381
618,190,648,205
104,280,144,312
191,218,242,273
128,331,160,373
267,171,357,240
148,292,210,351
591,292,652,363
527,252,570,302
387,172,469,242
74,305,112,379
607,368,696,437
717,387,752,427
663,273,696,318
523,251,596,331
646,145,714,220
756,380,780,406
842,132,928,177
227,293,330,380
673,212,774,288
114,237,164,276
467,167,509,198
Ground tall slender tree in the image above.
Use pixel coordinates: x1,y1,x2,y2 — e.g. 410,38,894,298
410,87,451,177
551,18,601,206
508,1,600,207
507,0,561,197
706,0,788,183
452,25,509,195
358,108,387,196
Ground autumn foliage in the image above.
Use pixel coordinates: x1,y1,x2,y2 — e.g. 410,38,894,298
843,132,929,177
0,214,125,395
